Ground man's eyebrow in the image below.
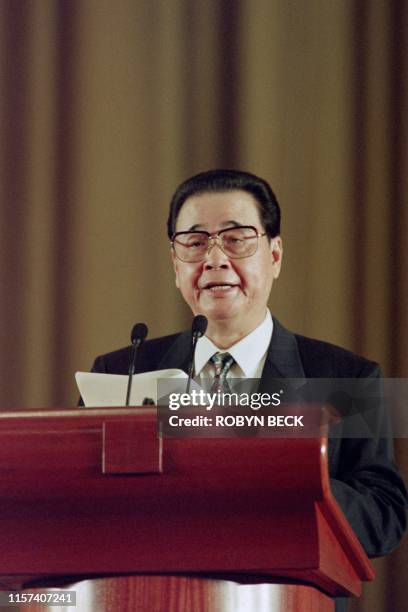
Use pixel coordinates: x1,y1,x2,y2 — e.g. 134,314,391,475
187,220,242,231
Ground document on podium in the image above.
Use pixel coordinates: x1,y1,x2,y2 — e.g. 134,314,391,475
75,369,188,407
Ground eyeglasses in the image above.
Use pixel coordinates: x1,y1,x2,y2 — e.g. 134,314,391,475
171,225,267,263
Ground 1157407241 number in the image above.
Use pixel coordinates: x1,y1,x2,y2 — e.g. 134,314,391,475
4,591,76,606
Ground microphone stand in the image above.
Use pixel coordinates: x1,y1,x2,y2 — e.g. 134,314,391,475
185,315,208,394
125,323,148,406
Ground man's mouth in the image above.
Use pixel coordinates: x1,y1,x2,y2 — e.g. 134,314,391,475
201,282,239,292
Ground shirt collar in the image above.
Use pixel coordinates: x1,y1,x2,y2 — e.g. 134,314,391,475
194,310,273,377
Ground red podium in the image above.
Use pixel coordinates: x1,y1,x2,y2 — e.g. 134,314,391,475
0,407,373,611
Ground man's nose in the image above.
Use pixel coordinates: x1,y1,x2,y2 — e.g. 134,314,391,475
203,237,231,269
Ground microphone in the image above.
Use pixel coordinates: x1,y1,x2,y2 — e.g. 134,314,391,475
125,322,148,406
186,315,208,394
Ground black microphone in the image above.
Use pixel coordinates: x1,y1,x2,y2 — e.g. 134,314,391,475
186,315,208,394
125,323,148,406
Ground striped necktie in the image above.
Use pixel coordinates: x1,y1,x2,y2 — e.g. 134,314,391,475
210,352,235,394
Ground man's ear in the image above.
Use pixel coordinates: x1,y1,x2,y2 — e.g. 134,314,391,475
271,236,283,279
171,249,180,288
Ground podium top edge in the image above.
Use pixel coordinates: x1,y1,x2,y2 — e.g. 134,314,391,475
0,407,156,419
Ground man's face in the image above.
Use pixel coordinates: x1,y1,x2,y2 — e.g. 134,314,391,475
171,190,283,336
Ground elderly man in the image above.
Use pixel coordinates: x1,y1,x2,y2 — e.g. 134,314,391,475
91,169,407,611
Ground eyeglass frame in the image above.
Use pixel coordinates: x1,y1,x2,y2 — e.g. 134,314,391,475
170,225,267,263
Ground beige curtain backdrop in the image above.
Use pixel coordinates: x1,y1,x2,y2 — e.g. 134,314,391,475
0,1,406,610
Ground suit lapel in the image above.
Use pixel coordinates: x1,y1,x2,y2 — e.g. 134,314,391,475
157,330,192,373
259,318,305,392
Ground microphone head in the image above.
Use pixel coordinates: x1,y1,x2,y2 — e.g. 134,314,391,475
192,314,208,338
131,322,148,345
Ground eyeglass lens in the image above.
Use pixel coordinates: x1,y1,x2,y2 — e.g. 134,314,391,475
173,227,259,262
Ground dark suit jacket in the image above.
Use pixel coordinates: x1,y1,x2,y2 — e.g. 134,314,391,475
92,318,407,560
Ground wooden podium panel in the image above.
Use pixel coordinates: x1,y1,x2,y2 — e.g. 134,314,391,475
0,407,373,611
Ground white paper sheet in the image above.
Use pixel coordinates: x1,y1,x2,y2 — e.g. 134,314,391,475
75,369,188,407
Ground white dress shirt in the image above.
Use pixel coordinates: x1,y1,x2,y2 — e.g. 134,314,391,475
195,310,273,384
